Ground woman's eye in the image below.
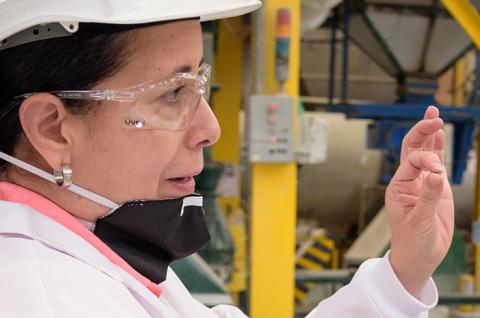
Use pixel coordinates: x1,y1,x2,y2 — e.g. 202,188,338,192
161,86,184,102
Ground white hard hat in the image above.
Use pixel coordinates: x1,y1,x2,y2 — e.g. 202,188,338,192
0,0,261,50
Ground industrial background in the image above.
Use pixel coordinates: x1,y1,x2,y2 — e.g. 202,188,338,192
170,1,480,317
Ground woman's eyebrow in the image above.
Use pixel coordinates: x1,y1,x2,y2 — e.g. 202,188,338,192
171,57,205,74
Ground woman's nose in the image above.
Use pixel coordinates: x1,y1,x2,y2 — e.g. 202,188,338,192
186,98,221,149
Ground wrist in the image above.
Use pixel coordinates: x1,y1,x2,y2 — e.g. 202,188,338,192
389,252,432,299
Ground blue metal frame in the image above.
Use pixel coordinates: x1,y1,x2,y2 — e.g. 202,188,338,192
405,82,437,104
333,103,480,122
452,120,476,184
331,103,480,184
328,7,339,108
341,0,350,103
325,4,480,185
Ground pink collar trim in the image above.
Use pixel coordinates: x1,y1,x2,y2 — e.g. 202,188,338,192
0,182,162,297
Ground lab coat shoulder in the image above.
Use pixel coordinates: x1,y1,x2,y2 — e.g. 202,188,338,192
306,254,438,318
0,201,156,318
0,232,151,318
0,234,53,318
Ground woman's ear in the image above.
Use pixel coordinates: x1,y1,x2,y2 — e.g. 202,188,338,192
18,93,76,171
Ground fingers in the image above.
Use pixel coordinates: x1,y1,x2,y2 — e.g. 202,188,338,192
394,151,444,183
433,129,445,164
401,107,443,162
401,118,443,156
387,150,445,218
422,106,440,152
422,106,440,151
411,171,444,220
424,105,439,120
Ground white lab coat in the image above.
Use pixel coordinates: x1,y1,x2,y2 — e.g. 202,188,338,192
0,199,438,317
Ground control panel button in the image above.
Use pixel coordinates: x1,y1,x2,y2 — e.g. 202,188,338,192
267,103,279,112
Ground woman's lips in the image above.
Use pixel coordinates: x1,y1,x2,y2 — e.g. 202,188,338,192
167,176,196,194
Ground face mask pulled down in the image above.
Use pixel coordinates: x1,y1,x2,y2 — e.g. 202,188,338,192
0,151,210,284
94,195,210,283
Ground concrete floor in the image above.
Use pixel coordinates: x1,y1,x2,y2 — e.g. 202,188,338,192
431,306,480,318
431,306,450,318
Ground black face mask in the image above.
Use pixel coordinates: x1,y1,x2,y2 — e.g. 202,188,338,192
93,194,210,284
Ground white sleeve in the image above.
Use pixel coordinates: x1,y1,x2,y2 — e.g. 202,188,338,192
306,253,438,318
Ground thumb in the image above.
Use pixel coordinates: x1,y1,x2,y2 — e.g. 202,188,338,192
413,172,444,219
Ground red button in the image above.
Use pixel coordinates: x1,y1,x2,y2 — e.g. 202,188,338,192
267,103,279,112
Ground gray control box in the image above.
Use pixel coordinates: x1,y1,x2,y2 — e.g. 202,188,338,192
248,95,294,163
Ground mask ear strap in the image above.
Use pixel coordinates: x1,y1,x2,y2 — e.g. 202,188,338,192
180,196,203,216
0,151,119,210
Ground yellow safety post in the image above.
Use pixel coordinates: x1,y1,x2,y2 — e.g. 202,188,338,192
211,17,243,164
475,136,480,292
249,1,301,317
442,0,480,292
211,17,248,299
441,0,480,48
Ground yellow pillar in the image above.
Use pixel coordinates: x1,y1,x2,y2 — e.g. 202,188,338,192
211,18,243,164
476,136,480,292
249,1,301,317
211,17,248,296
474,127,480,294
442,0,480,293
474,54,480,292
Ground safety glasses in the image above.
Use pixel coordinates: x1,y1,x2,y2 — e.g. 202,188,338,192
8,63,211,131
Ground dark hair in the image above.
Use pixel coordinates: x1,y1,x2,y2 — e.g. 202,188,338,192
0,27,132,172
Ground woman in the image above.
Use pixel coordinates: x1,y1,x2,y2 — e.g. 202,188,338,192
0,1,452,317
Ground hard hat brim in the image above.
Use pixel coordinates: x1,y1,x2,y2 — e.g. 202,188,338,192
0,0,261,43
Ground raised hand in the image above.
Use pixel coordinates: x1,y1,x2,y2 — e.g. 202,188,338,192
385,106,454,298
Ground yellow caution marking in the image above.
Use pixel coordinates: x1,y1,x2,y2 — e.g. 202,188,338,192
295,234,337,304
316,237,335,249
307,247,331,263
294,288,306,301
305,282,315,289
297,258,322,270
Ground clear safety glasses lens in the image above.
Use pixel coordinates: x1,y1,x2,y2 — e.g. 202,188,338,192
8,63,212,131
125,63,211,130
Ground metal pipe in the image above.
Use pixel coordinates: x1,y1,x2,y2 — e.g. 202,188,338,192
301,73,396,84
360,13,404,79
418,0,439,73
328,7,339,108
341,0,351,104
